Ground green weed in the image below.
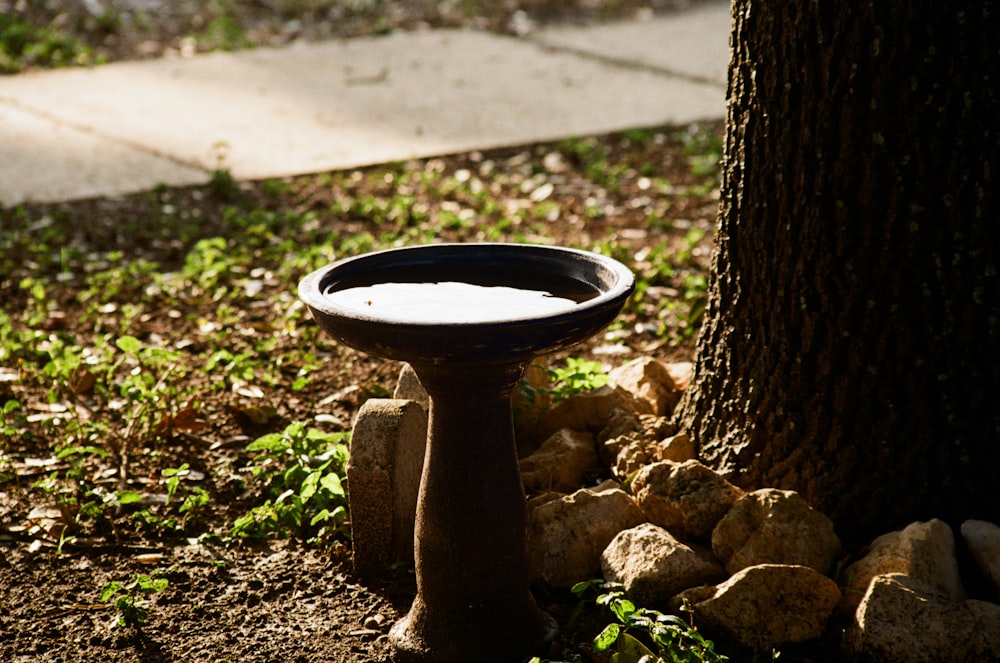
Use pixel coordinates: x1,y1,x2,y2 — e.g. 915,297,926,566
548,357,610,399
231,421,350,544
192,2,254,53
160,463,209,514
519,356,609,412
1,400,22,440
208,167,240,201
112,334,187,451
99,572,170,628
0,14,98,73
182,237,233,294
575,580,729,663
558,136,629,193
32,449,151,554
682,273,709,333
679,127,724,180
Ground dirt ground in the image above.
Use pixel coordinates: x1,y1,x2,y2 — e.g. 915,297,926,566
0,3,734,662
0,128,720,661
2,538,402,662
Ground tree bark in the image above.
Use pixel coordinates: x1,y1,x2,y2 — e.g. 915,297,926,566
675,0,1000,541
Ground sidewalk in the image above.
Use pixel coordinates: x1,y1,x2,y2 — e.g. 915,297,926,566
0,1,730,208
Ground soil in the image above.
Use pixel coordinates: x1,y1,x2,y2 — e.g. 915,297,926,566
0,132,725,661
0,3,740,662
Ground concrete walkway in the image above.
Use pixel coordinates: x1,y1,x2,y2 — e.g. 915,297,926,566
0,1,730,208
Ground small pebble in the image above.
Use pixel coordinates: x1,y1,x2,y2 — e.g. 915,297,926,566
363,613,386,630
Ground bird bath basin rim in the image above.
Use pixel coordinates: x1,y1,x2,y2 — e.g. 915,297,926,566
297,242,635,365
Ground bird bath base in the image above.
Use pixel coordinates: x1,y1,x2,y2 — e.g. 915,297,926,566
298,244,634,663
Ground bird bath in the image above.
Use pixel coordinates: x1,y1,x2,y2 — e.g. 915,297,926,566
298,243,634,663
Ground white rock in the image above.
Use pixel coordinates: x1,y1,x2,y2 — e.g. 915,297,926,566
711,488,841,575
631,460,744,541
519,428,598,493
608,357,685,416
604,415,676,479
663,361,693,391
529,384,639,445
347,399,427,577
609,435,654,480
680,564,841,651
595,411,644,468
656,431,695,463
392,363,429,410
527,483,646,588
846,573,1000,662
961,519,1000,596
601,523,725,608
597,407,646,443
840,519,965,615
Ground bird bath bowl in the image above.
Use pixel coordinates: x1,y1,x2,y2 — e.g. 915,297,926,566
298,243,634,663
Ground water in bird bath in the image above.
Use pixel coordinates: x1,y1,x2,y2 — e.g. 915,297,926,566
322,280,597,323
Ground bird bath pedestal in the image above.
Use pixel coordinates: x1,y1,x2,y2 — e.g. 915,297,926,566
298,243,634,663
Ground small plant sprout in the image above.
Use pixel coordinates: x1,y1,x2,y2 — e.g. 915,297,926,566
99,572,169,629
519,356,610,410
573,580,729,663
1,399,21,443
162,463,190,505
548,357,610,398
163,463,210,515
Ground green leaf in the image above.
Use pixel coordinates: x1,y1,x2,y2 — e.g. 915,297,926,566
283,464,307,489
309,508,331,526
203,349,234,372
231,512,256,537
141,346,182,365
274,488,296,505
99,581,124,602
162,463,190,478
616,632,657,660
246,433,285,452
319,472,344,497
593,623,621,652
116,490,143,505
165,476,181,504
55,445,109,459
281,421,306,439
597,589,625,606
134,574,168,594
306,428,343,444
611,597,637,623
299,470,320,502
570,578,605,598
179,487,210,513
115,335,142,354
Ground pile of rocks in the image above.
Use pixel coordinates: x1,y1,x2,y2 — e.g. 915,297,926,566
347,357,1000,661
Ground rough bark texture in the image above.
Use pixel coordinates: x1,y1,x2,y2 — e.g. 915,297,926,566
676,0,1000,542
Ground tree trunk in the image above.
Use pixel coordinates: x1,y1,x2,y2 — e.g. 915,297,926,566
675,0,1000,542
